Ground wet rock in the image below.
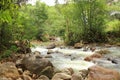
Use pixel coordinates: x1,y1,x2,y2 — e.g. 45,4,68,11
87,65,120,80
46,43,56,49
90,47,96,52
33,51,41,55
84,53,102,61
51,73,71,80
105,44,112,48
0,62,20,79
37,75,49,80
44,55,52,58
111,59,118,64
74,43,83,49
95,49,110,55
21,54,54,78
47,49,54,54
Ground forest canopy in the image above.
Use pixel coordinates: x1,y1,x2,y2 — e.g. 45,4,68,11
0,0,120,52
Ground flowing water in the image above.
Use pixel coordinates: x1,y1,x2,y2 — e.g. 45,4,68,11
31,46,120,72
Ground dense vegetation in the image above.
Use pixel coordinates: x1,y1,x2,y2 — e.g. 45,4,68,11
0,0,120,57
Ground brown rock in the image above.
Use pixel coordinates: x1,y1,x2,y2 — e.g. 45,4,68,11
62,68,74,75
21,55,54,78
52,73,71,80
44,55,52,58
0,62,20,79
37,75,49,80
84,53,102,61
95,49,110,55
87,65,120,80
46,43,56,49
22,75,32,80
47,49,54,54
74,43,83,49
40,66,54,78
71,73,83,80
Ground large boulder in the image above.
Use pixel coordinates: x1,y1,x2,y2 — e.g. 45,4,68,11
0,62,20,79
21,54,54,78
87,65,120,80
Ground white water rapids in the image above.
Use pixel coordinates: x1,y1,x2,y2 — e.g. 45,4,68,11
31,46,120,72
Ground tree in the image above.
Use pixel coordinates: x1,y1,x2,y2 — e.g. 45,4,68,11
74,0,107,43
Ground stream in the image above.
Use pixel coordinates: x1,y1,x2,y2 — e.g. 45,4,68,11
31,45,120,72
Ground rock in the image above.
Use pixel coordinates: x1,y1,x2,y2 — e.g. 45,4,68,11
33,51,41,55
0,77,12,80
16,40,31,54
52,73,71,80
79,69,89,78
95,49,110,55
111,59,118,64
46,43,56,49
87,65,120,80
71,73,83,80
40,66,54,78
44,55,52,58
84,53,102,61
90,47,96,52
105,44,112,48
61,68,74,75
18,68,23,75
74,43,83,49
22,75,32,80
0,62,20,79
37,75,49,80
17,78,23,80
21,55,54,78
71,69,88,80
47,49,54,54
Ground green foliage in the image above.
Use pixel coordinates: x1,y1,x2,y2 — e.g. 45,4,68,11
0,50,12,60
74,0,107,43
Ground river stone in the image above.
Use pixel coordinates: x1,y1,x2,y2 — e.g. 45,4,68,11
0,62,20,79
51,73,71,80
21,54,54,78
46,43,56,49
84,53,102,61
74,43,83,49
87,65,120,80
61,68,74,75
37,75,49,80
71,72,83,80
